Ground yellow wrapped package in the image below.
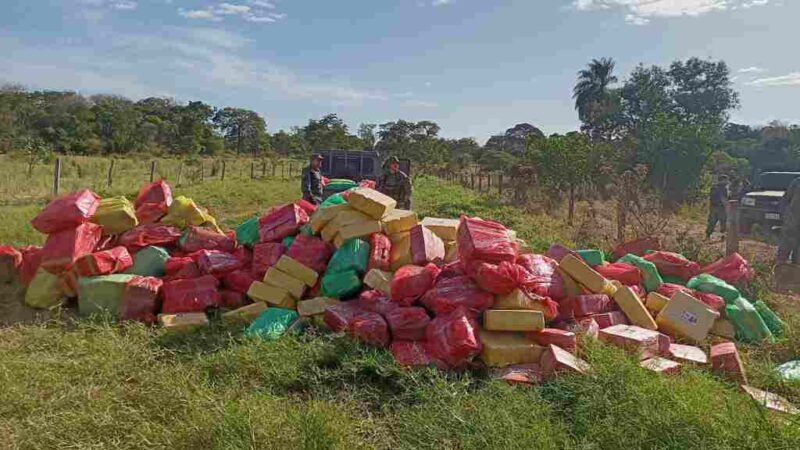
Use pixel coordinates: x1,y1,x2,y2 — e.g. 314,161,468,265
159,312,209,332
263,267,305,299
612,284,658,331
559,254,617,296
275,255,318,287
444,241,459,263
382,209,418,235
494,289,544,310
339,220,382,242
248,281,297,309
24,268,65,309
484,310,545,332
92,196,138,235
297,297,340,317
161,196,221,232
419,217,460,241
480,330,545,367
390,232,412,271
222,302,268,325
347,187,397,219
310,204,351,234
321,223,339,243
364,268,392,295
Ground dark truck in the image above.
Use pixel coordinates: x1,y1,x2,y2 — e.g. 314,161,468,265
318,149,410,198
739,171,800,233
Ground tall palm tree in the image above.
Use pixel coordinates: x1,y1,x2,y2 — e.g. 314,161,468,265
573,58,618,123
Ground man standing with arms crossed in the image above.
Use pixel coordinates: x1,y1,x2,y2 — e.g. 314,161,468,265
300,153,324,205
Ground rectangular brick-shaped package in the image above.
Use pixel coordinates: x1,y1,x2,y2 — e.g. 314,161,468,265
484,309,545,332
640,357,682,375
559,254,617,295
710,318,736,339
479,330,545,367
527,328,577,353
347,187,397,219
645,292,670,313
656,291,718,342
364,268,393,295
275,255,318,287
419,217,460,241
599,324,664,360
338,220,383,242
389,232,412,271
571,294,614,317
382,209,418,235
410,225,445,265
711,342,748,385
540,344,590,377
263,267,306,299
668,343,708,365
247,281,296,309
297,297,340,317
222,302,268,325
590,311,629,329
159,312,208,332
495,289,545,310
310,204,351,234
612,285,658,330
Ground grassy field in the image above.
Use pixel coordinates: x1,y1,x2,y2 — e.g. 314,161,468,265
1,172,800,449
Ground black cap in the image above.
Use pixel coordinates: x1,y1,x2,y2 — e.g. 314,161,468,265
387,156,400,164
310,153,324,161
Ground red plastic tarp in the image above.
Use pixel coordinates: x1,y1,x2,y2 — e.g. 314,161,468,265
232,246,252,266
391,263,441,306
611,237,661,261
385,307,431,341
420,275,494,317
410,225,445,265
425,307,481,369
119,224,182,250
134,180,173,224
40,222,102,274
457,216,518,264
258,203,309,242
701,252,753,285
223,269,257,294
119,276,162,323
73,246,133,277
161,274,221,313
367,233,392,272
31,189,100,234
252,242,286,278
643,251,701,281
196,250,244,277
594,262,643,286
286,234,332,273
179,226,235,253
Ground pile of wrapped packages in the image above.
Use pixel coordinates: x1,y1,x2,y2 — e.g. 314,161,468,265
0,181,795,411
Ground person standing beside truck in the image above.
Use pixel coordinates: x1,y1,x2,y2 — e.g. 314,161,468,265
706,175,730,239
777,177,800,264
376,156,412,210
300,153,324,205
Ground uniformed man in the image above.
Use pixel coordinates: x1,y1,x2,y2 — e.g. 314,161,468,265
706,175,729,239
300,153,324,205
777,177,800,264
376,156,412,210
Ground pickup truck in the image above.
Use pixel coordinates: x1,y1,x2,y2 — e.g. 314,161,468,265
739,171,800,233
318,149,411,198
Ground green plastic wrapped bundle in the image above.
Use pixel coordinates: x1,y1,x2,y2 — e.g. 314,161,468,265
235,217,260,247
299,224,314,236
726,297,774,344
577,249,605,267
319,193,347,210
687,274,740,304
282,235,296,248
77,274,136,317
661,275,688,286
327,238,370,274
326,179,358,191
753,300,784,337
618,253,663,292
321,270,361,299
124,246,169,277
245,308,299,340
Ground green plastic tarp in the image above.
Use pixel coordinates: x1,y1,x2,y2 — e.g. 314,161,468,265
618,253,663,292
77,274,136,317
321,270,361,299
753,300,784,337
577,249,605,266
327,238,370,274
235,217,260,247
319,193,347,209
686,274,740,304
726,297,774,344
124,246,169,277
245,308,299,340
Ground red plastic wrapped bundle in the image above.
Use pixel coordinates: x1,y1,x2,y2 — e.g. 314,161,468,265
351,312,390,347
390,341,436,367
223,270,257,294
196,250,243,277
18,246,42,285
359,179,376,189
425,307,481,369
357,290,400,316
701,252,753,284
457,216,518,264
233,246,252,266
31,189,100,234
571,294,615,317
286,235,332,273
517,254,566,300
161,274,221,313
611,237,661,260
295,199,317,216
258,204,309,242
252,242,285,278
324,301,363,332
594,262,643,286
59,269,79,298
164,257,201,281
391,263,441,306
420,275,494,317
134,180,173,224
385,307,430,341
119,224,182,250
220,289,250,309
0,245,23,283
179,226,235,253
628,284,645,298
119,276,162,323
368,233,392,272
95,235,119,252
439,260,466,279
40,222,102,274
642,251,700,281
537,297,560,322
410,225,445,265
544,244,579,263
73,246,133,277
465,260,529,296
655,283,724,312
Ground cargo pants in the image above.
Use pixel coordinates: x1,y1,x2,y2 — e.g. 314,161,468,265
705,206,727,238
777,227,800,264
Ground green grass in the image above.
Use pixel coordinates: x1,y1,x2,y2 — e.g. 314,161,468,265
2,171,800,449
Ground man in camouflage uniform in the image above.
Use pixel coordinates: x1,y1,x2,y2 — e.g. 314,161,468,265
376,156,412,210
300,153,324,205
706,175,729,239
777,177,800,264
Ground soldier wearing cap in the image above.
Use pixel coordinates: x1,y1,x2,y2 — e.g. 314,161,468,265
301,153,324,205
376,156,412,209
706,174,730,239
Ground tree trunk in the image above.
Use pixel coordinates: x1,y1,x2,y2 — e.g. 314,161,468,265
568,185,575,225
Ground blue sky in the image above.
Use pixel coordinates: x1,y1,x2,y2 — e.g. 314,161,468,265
1,1,798,141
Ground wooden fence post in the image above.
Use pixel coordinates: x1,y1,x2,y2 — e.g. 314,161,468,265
149,160,157,183
471,174,475,190
53,158,61,196
488,174,492,189
498,174,503,195
272,162,276,178
478,175,483,191
200,162,204,182
107,159,114,187
221,160,226,181
262,161,266,178
282,162,286,180
726,200,740,255
250,161,255,179
177,162,184,186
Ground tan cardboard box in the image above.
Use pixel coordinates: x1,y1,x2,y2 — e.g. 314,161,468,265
656,291,719,342
419,217,460,241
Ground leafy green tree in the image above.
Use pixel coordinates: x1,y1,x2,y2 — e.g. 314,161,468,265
271,130,309,157
358,123,377,150
533,132,593,224
300,113,360,150
485,123,544,157
573,58,618,139
213,107,268,156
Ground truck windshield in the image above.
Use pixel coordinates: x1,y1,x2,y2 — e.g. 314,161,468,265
757,173,800,191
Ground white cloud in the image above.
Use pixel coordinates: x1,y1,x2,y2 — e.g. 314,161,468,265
747,72,800,87
432,0,454,6
178,2,285,24
178,8,220,21
402,99,438,108
573,0,772,24
111,1,137,10
217,3,251,15
739,66,766,73
248,0,276,8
